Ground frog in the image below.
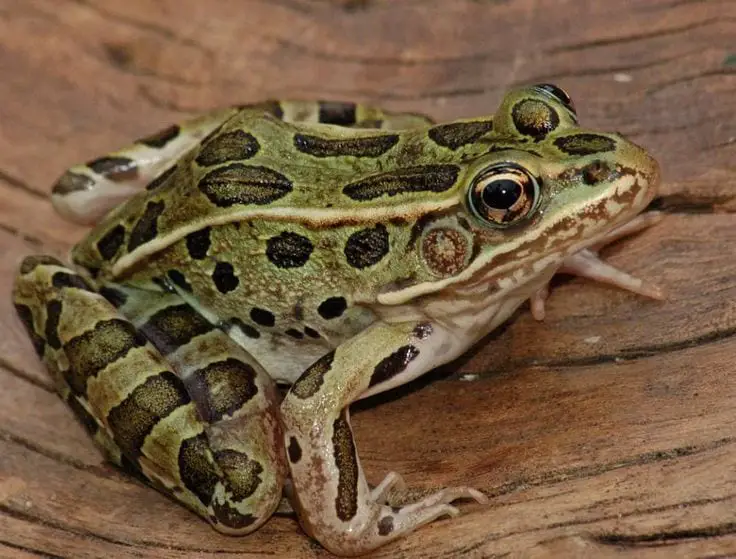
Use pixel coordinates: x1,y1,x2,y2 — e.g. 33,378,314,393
12,84,662,556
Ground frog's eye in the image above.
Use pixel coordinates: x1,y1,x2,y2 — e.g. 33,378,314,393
533,83,576,116
468,164,540,227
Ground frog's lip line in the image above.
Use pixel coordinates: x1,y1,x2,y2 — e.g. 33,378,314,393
378,172,657,306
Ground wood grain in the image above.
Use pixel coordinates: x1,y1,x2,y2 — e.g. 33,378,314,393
1,0,735,557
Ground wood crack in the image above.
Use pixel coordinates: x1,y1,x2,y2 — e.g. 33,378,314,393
0,539,63,559
593,522,736,547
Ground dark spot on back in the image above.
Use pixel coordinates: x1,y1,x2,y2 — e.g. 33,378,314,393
344,224,389,269
304,326,320,339
128,200,165,252
195,129,261,166
428,120,494,149
378,515,394,536
214,449,264,501
212,262,239,293
554,134,617,156
99,286,127,308
266,231,314,269
293,133,399,158
198,164,293,207
318,101,357,126
185,227,211,260
343,164,460,201
107,370,190,457
210,501,257,529
223,317,261,339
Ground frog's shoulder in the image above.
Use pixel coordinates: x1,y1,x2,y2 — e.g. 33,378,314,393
71,110,497,277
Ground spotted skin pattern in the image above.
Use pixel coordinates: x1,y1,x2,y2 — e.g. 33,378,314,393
14,86,662,555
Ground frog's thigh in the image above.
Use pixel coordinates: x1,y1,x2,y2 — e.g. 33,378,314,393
51,107,239,225
13,257,286,535
281,320,485,556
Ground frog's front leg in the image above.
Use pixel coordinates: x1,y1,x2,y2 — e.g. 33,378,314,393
13,256,286,534
51,107,239,225
282,321,487,556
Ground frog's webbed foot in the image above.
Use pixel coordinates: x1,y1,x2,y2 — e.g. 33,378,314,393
530,212,666,321
282,321,485,555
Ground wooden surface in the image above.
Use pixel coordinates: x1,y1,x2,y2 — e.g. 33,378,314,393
1,1,735,557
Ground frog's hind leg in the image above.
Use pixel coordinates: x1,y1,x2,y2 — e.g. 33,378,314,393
13,256,286,535
281,320,486,556
51,107,240,225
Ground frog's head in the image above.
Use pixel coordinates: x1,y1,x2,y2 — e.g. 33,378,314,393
380,84,660,308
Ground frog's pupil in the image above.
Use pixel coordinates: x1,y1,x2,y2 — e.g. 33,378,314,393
482,179,521,210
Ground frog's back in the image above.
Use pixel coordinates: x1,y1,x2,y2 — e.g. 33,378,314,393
71,107,495,279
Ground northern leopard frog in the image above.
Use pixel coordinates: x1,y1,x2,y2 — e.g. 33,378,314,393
13,84,661,556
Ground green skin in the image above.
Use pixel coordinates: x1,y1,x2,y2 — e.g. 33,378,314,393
13,85,659,556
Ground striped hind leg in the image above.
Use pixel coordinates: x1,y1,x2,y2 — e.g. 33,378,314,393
13,256,286,534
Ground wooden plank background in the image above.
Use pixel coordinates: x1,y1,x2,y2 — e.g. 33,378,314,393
1,1,735,557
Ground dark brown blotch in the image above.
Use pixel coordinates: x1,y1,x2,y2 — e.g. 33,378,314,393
187,358,258,422
198,163,293,207
344,224,389,269
44,300,63,350
185,227,211,260
136,124,181,149
51,271,94,292
290,350,335,400
212,262,239,294
266,231,314,269
285,328,304,339
214,448,263,501
511,98,560,141
99,286,128,308
146,165,177,191
332,409,359,521
287,436,302,463
178,433,220,506
250,307,275,327
412,322,433,340
107,371,191,457
14,303,45,356
343,164,460,201
210,501,257,530
139,303,214,355
167,269,192,292
293,133,399,158
318,101,357,126
369,345,420,387
195,129,261,167
97,225,126,261
428,120,493,150
554,134,617,156
128,200,165,252
223,317,261,339
87,156,139,182
64,318,147,394
317,296,347,320
378,515,394,536
52,171,94,194
66,394,99,435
